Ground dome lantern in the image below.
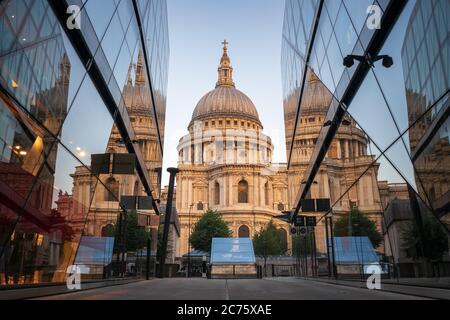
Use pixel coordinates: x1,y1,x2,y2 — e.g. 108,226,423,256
216,39,235,88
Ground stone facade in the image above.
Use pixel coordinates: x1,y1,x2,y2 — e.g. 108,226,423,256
176,44,408,258
176,41,291,258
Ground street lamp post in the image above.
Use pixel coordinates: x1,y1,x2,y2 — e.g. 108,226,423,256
202,255,207,278
328,216,338,279
146,234,151,280
157,167,179,278
325,216,331,278
120,211,127,278
311,226,317,277
303,235,308,277
187,203,194,278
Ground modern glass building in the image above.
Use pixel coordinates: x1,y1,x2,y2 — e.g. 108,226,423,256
282,0,449,281
0,0,168,287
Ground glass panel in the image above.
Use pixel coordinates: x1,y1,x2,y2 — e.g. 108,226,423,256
0,142,116,286
0,0,167,287
282,0,450,286
286,67,334,207
348,72,403,152
282,0,320,166
382,138,418,192
59,76,115,161
343,0,375,35
85,0,117,40
0,1,80,138
100,12,125,72
211,238,256,264
127,0,168,197
0,97,57,252
413,117,450,231
401,0,449,133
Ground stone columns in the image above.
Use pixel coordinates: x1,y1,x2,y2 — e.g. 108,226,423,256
345,140,350,159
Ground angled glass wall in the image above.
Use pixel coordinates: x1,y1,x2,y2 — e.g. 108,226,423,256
0,0,168,287
282,0,449,282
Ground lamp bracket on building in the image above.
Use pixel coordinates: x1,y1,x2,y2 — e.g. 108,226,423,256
343,54,393,69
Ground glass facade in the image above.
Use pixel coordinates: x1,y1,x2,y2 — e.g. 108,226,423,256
282,0,449,282
0,0,168,287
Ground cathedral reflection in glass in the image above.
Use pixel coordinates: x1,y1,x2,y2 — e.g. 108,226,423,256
0,0,168,287
282,0,449,282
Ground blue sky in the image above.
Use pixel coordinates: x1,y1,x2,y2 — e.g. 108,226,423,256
162,0,287,183
160,0,420,188
52,0,418,194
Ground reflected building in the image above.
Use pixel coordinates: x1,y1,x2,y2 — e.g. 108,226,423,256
0,0,169,287
401,0,450,230
282,0,449,278
61,51,162,237
0,0,72,284
284,69,394,254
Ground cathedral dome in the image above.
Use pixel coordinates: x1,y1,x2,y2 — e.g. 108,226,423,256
191,86,260,124
190,40,261,127
301,71,332,114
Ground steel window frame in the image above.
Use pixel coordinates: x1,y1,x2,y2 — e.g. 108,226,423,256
290,0,408,220
48,0,161,214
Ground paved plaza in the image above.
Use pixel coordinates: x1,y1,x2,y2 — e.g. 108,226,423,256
37,278,432,300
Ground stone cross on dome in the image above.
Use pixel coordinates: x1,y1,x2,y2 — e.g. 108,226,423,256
222,39,228,51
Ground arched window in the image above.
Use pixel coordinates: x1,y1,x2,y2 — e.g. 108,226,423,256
105,177,119,201
101,224,115,237
277,202,285,211
264,182,270,206
238,180,248,203
197,201,204,211
238,225,250,238
214,182,220,205
278,228,288,253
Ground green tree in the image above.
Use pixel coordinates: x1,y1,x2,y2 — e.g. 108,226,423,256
401,214,449,261
110,210,150,253
253,221,287,268
125,210,149,251
292,234,313,256
190,210,232,253
334,208,383,248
